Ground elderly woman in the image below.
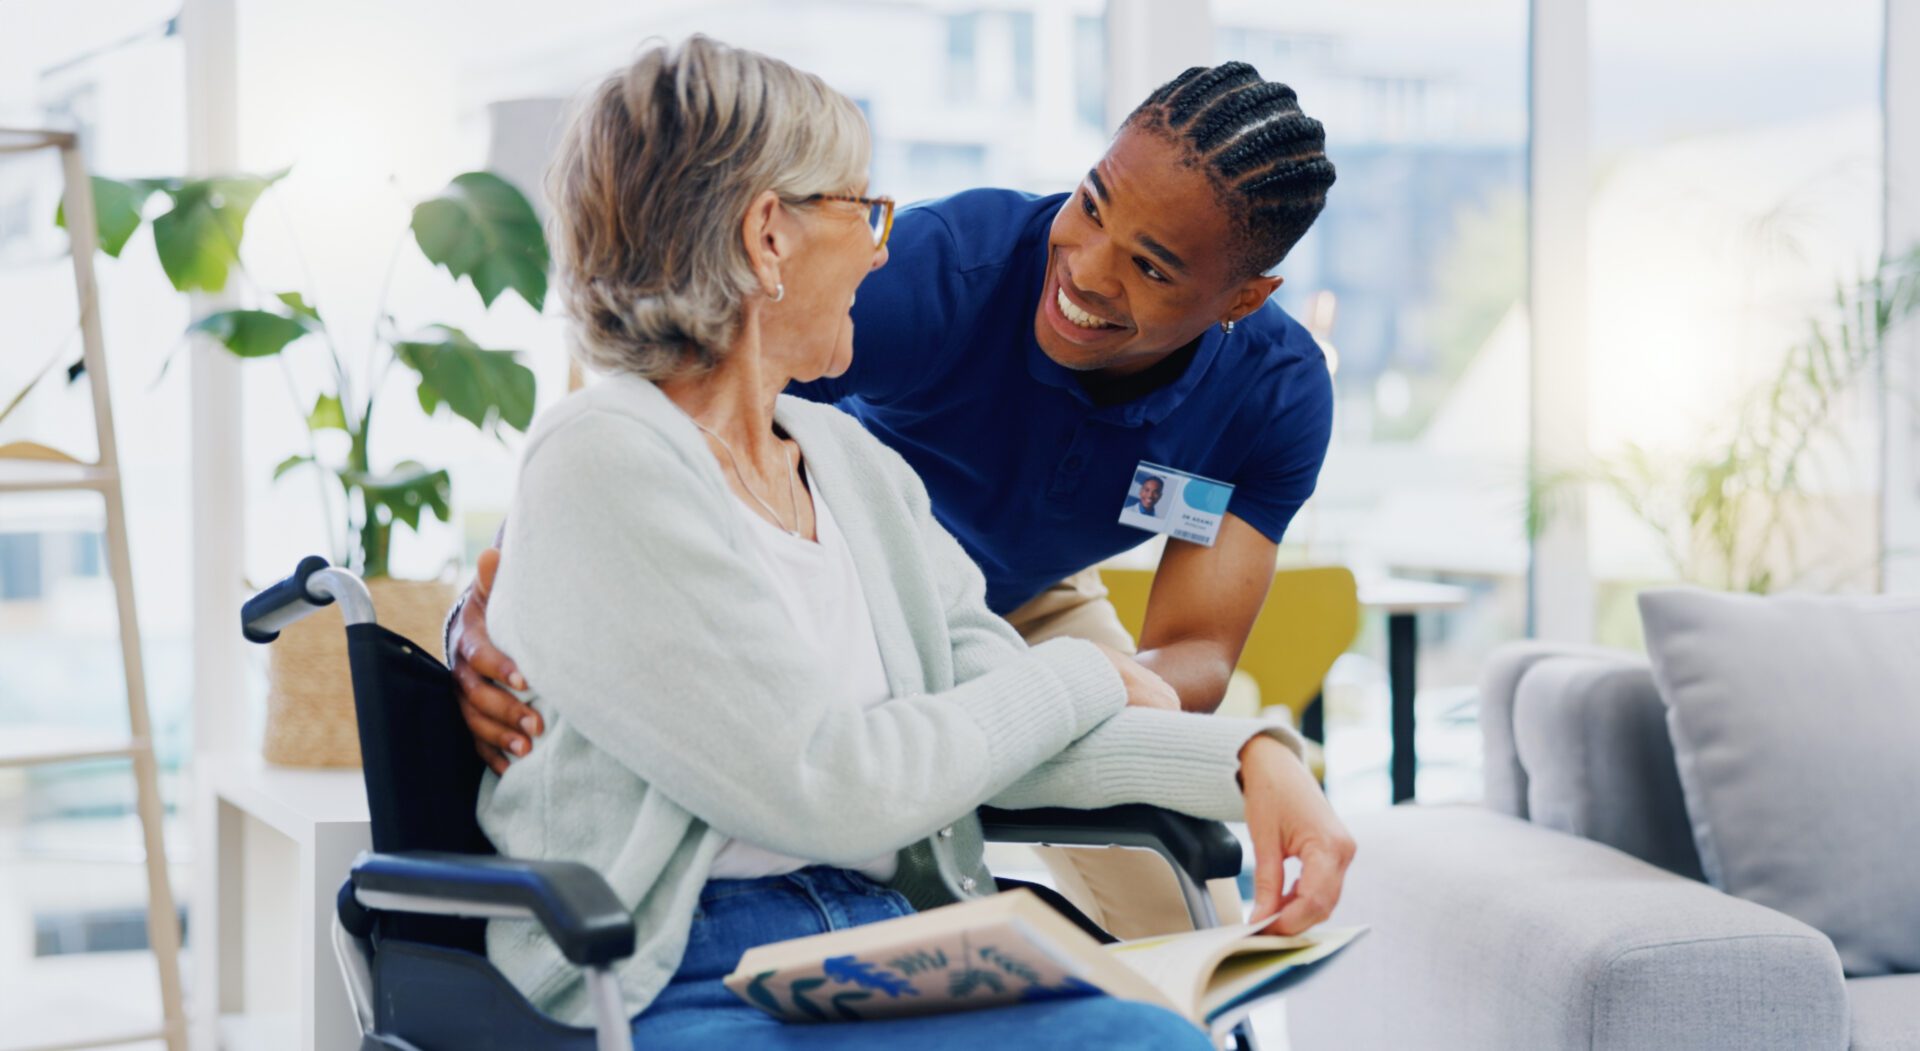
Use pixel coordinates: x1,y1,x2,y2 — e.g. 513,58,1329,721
482,36,1348,1049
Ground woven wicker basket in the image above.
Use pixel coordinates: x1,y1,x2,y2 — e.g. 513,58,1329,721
262,576,457,768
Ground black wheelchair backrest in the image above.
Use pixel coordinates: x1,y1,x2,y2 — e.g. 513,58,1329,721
344,621,496,950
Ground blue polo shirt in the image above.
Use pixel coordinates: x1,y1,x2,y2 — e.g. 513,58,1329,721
791,189,1334,615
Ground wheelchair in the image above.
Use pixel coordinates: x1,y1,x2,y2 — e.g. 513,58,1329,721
242,556,1261,1050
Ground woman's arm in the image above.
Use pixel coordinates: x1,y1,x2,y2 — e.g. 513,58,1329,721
489,408,1126,865
983,707,1301,819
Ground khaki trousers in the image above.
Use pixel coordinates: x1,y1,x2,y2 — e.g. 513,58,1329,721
1002,569,1244,939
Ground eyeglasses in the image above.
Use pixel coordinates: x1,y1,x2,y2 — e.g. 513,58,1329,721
805,193,895,251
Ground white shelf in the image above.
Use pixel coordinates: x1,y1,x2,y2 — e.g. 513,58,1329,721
196,752,371,1051
204,754,369,845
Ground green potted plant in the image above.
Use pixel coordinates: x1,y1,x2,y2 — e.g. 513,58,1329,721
1531,246,1920,610
63,167,547,765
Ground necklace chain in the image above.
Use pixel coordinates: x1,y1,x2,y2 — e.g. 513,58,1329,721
693,420,804,538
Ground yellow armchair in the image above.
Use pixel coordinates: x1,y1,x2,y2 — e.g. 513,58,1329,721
1100,565,1361,780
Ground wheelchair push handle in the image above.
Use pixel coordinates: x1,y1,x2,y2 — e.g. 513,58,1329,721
241,555,377,642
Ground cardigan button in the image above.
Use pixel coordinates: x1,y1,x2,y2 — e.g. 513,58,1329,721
938,826,954,838
959,876,977,892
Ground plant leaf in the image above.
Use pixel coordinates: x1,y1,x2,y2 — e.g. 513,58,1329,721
410,171,549,311
392,325,536,437
344,461,451,533
307,393,346,432
276,291,323,324
55,176,154,258
150,169,287,292
272,454,314,481
188,308,314,358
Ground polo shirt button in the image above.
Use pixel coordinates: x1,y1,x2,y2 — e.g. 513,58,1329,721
1064,455,1083,470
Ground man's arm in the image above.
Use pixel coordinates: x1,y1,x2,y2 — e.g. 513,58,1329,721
1132,513,1277,714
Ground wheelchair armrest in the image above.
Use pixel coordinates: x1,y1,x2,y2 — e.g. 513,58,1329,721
976,804,1242,885
350,851,636,967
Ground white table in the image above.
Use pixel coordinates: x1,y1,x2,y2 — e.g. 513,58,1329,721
1356,579,1471,804
192,754,370,1051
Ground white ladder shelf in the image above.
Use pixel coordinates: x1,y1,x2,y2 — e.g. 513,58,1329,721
0,127,187,1051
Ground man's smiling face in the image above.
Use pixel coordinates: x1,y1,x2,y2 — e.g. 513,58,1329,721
1034,126,1277,377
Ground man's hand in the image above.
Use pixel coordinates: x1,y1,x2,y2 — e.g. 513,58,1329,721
452,547,541,775
1092,643,1181,712
1240,733,1356,935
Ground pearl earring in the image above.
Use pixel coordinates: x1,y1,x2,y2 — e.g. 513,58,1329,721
770,283,785,303
1222,318,1236,335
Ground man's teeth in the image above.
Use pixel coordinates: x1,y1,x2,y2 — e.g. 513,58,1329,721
1057,288,1117,330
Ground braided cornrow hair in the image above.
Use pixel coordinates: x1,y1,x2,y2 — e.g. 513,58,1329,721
1125,62,1335,278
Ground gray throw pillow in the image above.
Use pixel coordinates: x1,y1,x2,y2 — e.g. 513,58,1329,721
1639,588,1920,977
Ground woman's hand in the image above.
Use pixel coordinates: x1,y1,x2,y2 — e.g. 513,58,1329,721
451,547,542,774
1240,733,1356,935
1093,644,1181,712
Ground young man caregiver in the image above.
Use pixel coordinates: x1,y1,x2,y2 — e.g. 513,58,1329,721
450,61,1353,937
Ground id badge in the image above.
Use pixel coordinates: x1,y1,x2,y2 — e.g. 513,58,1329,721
1117,461,1233,547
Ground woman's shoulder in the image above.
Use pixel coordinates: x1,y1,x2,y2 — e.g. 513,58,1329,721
777,395,927,505
523,373,699,464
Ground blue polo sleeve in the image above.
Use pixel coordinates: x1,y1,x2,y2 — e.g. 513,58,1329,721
1226,356,1335,544
788,204,965,407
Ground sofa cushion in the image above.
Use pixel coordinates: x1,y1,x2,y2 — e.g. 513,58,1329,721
1479,641,1641,819
1639,588,1920,977
1286,806,1849,1051
1512,655,1704,880
1846,974,1920,1050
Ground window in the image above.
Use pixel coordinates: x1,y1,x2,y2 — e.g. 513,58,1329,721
1010,12,1035,105
1073,15,1107,133
904,142,989,200
0,533,45,599
946,12,979,104
1584,0,1884,640
1216,0,1530,808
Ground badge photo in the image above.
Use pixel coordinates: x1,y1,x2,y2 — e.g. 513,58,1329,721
1118,462,1232,547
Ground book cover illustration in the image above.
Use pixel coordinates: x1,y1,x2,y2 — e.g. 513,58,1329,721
727,918,1102,1023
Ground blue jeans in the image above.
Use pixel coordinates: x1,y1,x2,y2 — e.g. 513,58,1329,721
630,866,1211,1050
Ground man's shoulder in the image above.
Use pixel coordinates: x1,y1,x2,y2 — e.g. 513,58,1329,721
1239,300,1320,364
896,188,1065,274
1234,302,1334,408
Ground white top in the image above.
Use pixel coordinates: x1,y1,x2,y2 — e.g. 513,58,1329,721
708,465,899,882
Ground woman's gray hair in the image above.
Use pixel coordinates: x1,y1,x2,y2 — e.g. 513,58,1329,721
547,35,869,379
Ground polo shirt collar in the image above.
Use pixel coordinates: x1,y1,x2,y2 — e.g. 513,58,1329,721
1024,322,1227,427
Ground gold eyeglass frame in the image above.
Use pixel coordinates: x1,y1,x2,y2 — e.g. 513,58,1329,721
805,193,895,251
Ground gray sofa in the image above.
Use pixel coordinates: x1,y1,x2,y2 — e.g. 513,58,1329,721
1287,642,1920,1050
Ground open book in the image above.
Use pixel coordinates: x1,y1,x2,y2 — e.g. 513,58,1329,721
723,888,1365,1041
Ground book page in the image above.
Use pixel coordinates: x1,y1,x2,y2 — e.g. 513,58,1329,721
1200,928,1369,1039
1199,928,1366,1019
1105,922,1316,1015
